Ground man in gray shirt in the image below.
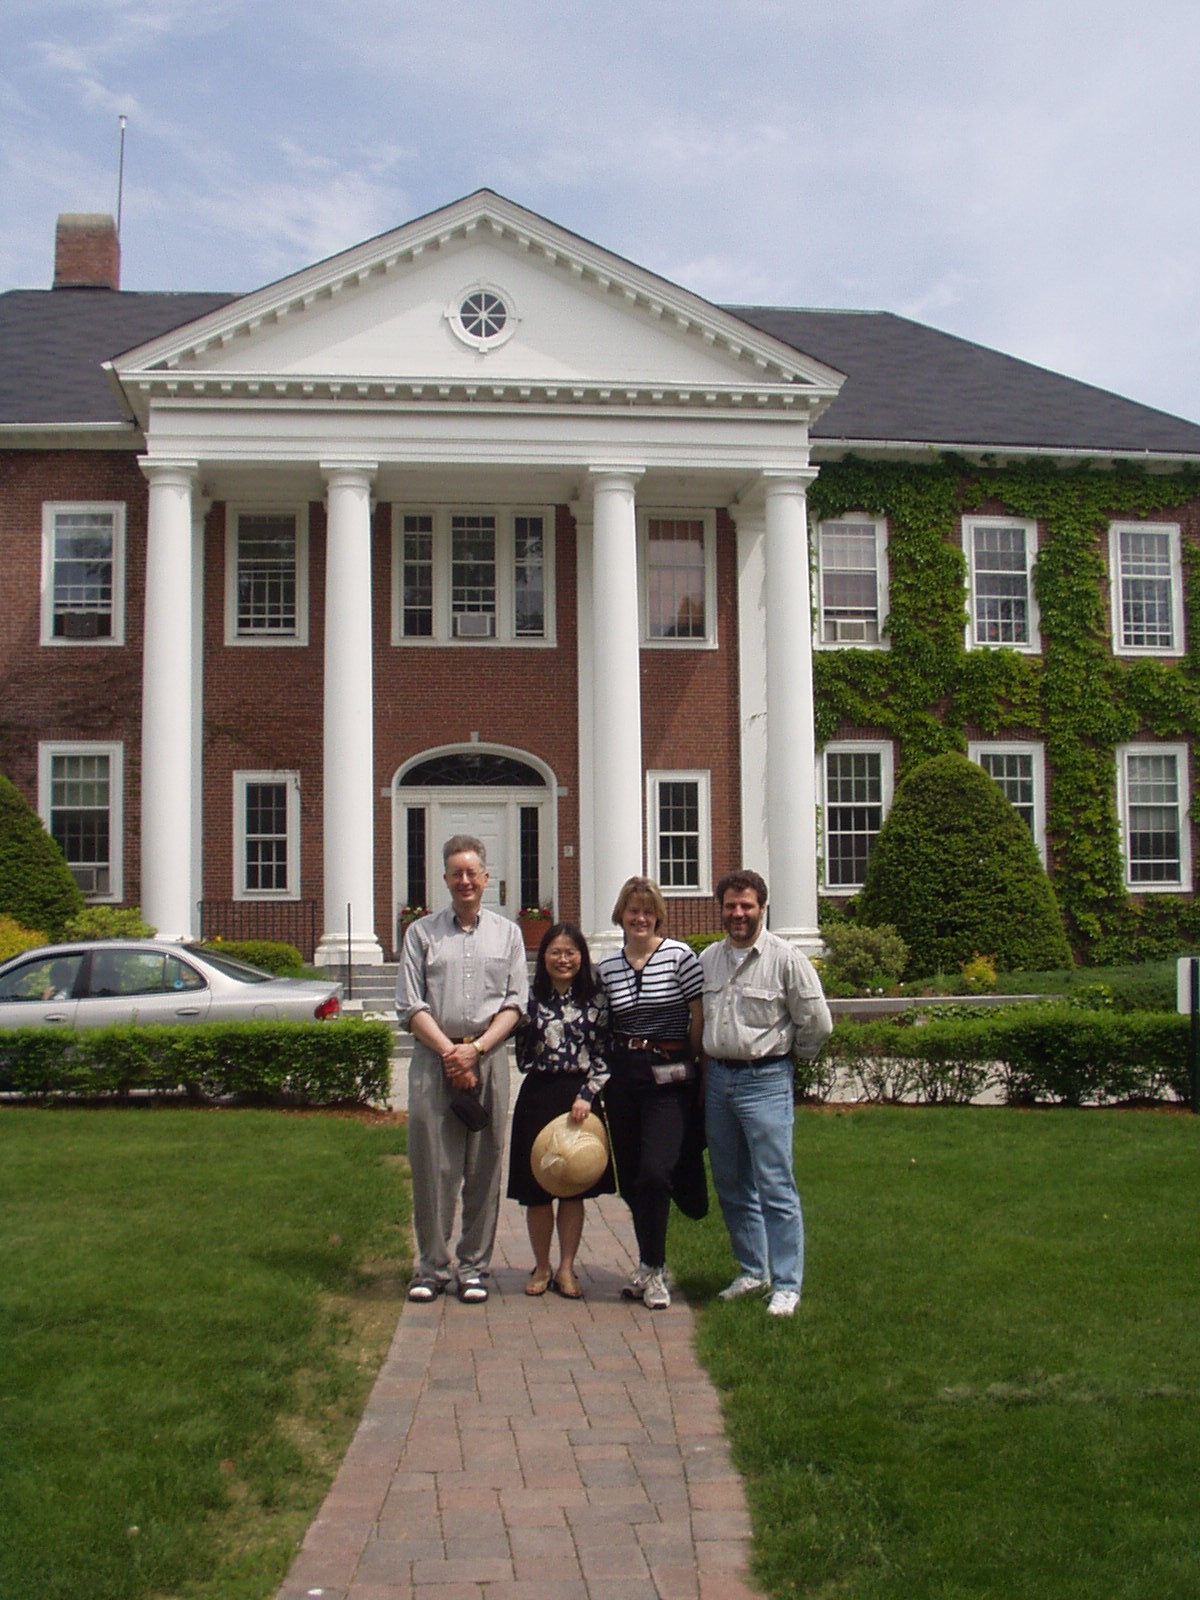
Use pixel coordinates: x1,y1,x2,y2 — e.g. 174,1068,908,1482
396,834,528,1304
700,869,832,1318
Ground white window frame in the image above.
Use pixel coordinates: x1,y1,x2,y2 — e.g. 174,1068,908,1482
233,771,301,900
390,506,556,645
963,516,1040,652
1109,521,1184,658
1116,743,1191,893
639,510,718,649
646,770,712,896
819,741,894,894
224,505,309,646
40,502,126,647
814,514,889,648
969,740,1047,865
37,741,123,902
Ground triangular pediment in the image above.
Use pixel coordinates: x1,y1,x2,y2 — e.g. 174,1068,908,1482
113,191,843,403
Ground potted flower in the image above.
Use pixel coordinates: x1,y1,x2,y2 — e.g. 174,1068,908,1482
517,904,552,950
397,904,430,948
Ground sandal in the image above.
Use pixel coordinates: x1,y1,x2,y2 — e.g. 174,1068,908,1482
407,1276,444,1303
525,1270,552,1297
457,1274,489,1304
552,1269,583,1300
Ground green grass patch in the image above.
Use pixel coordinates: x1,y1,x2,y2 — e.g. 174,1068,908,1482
0,1107,409,1600
671,1107,1200,1599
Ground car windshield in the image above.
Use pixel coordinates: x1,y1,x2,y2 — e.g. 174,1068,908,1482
187,947,274,984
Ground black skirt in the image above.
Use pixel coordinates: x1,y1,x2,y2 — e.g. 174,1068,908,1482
506,1070,616,1206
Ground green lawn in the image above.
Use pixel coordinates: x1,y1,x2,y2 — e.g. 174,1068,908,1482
0,1108,409,1600
671,1106,1200,1600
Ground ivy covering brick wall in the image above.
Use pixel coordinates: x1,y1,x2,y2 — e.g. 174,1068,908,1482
810,457,1200,963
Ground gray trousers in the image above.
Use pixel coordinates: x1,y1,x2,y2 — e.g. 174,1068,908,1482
407,1043,511,1280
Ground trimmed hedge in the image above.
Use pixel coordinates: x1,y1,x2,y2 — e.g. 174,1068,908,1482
0,1018,393,1105
803,1007,1190,1107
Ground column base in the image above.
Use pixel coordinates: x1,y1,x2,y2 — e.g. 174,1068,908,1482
314,933,385,968
766,927,827,958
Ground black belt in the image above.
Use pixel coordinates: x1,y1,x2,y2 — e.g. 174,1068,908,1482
615,1035,690,1057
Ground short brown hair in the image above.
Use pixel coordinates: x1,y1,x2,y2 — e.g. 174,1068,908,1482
612,875,668,931
443,834,487,868
715,869,768,907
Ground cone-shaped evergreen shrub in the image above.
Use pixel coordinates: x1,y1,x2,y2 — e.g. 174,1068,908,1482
857,752,1073,977
0,772,84,941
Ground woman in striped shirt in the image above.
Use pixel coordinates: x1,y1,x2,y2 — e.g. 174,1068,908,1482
597,876,704,1310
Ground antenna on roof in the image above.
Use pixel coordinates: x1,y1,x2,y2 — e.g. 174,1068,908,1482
115,115,128,238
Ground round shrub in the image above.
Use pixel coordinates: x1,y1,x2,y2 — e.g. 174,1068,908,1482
820,922,908,994
0,773,84,940
63,905,154,940
197,939,306,976
857,752,1073,978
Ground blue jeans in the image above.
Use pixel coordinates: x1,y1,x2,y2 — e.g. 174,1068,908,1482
704,1059,803,1296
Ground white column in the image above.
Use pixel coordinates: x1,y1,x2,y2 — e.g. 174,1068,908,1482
140,459,198,941
571,499,598,938
763,472,821,947
728,504,769,875
589,468,644,948
316,462,383,967
190,494,209,927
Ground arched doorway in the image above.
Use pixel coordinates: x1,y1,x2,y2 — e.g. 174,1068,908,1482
393,747,555,942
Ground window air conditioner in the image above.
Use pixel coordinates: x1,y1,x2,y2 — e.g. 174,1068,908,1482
454,613,495,638
831,618,869,643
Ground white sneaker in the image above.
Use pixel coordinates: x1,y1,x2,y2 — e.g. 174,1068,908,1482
766,1289,800,1317
621,1262,653,1300
718,1273,769,1301
642,1269,671,1310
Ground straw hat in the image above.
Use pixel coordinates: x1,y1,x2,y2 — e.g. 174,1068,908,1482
530,1111,610,1198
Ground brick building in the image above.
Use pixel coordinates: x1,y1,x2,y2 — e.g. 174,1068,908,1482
4,191,1200,963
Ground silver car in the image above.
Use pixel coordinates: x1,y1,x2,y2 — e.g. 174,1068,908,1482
0,941,342,1029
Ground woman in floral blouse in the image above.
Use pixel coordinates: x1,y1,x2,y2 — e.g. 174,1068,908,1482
507,922,614,1298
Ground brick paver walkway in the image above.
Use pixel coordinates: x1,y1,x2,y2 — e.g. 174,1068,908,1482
275,1177,758,1600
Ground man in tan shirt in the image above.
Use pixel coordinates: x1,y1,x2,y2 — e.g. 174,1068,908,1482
700,869,831,1317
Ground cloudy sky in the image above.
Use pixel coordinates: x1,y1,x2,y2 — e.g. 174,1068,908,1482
4,0,1199,422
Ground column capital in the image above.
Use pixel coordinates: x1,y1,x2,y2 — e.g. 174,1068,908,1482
761,467,818,496
588,466,645,494
138,457,199,487
321,460,378,494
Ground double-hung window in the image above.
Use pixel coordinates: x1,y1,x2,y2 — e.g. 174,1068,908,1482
821,743,893,892
640,513,716,646
646,771,711,895
969,741,1047,864
234,772,300,899
1116,744,1191,891
964,517,1039,650
1109,523,1183,656
225,508,309,645
815,516,888,646
41,503,125,645
393,507,553,643
38,742,123,900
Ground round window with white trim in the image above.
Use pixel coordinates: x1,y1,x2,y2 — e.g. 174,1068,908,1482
446,284,518,352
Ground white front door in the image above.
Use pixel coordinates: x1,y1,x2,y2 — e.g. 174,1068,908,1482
440,800,508,913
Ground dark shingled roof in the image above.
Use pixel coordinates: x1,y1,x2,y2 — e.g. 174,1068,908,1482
728,305,1200,457
4,286,1200,459
0,289,235,425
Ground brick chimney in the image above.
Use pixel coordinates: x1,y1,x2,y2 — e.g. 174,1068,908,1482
53,213,121,289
